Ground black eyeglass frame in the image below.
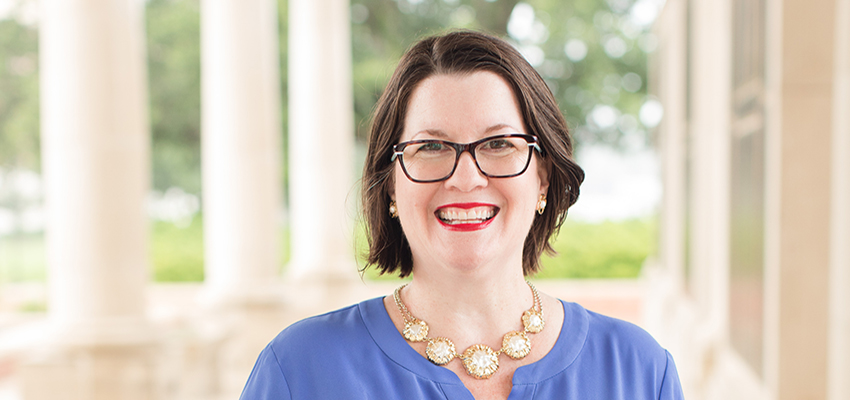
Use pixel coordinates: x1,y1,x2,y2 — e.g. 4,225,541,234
390,133,543,183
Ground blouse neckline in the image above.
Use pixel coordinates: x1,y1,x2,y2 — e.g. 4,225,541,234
358,296,590,386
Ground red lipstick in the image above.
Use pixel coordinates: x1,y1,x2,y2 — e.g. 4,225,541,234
435,203,498,232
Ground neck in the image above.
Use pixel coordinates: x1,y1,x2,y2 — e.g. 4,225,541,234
400,260,534,339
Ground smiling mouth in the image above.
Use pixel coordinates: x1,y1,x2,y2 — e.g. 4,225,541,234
436,206,498,225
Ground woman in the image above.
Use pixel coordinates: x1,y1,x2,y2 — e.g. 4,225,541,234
240,30,683,400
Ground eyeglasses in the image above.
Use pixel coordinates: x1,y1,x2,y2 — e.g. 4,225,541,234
391,134,542,183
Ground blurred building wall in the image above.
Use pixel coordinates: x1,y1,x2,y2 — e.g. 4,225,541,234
651,0,850,398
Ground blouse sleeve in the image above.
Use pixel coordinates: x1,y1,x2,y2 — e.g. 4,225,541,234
658,350,685,400
239,344,292,400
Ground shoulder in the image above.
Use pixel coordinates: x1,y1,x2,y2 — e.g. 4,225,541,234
561,302,683,397
582,306,666,355
243,297,455,399
240,300,379,400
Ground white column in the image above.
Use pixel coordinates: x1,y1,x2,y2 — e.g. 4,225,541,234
39,0,152,345
201,0,283,304
287,0,357,283
688,0,731,340
646,3,696,392
655,0,688,285
830,1,850,398
763,0,836,398
27,1,164,399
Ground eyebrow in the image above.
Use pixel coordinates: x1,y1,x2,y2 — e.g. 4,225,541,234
483,123,519,134
414,129,449,139
413,124,519,139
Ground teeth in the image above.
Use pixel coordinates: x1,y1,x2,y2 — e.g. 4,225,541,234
438,207,496,224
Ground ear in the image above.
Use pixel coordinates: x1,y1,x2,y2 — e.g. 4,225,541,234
388,169,396,201
537,158,550,196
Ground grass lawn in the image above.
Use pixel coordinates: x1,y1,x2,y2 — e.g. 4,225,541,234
0,233,47,282
361,218,656,280
150,217,205,281
0,217,656,284
537,219,657,279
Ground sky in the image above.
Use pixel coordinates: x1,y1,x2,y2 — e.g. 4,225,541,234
569,143,661,222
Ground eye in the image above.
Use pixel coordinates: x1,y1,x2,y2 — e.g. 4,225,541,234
419,142,446,152
486,139,510,148
408,141,452,159
480,138,516,152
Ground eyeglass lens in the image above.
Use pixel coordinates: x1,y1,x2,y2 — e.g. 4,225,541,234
399,136,534,182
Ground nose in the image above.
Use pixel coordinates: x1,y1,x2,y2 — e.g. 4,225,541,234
444,151,488,191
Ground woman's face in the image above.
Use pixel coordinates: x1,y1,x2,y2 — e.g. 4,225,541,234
391,71,549,274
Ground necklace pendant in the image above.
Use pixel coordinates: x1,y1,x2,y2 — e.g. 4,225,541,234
522,309,545,333
426,337,456,365
462,344,499,379
393,282,543,379
403,319,429,342
502,331,531,359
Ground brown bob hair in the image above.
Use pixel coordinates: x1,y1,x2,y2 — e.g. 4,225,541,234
361,30,584,277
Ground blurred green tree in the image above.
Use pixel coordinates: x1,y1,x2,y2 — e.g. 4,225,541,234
0,11,39,172
351,0,658,149
146,0,203,194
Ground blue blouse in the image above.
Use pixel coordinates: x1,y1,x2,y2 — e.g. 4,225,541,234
240,297,684,399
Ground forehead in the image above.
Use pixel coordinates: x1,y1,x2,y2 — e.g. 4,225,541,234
402,71,524,141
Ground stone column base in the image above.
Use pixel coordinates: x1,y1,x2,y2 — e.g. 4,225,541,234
205,302,292,398
20,342,168,400
19,321,232,400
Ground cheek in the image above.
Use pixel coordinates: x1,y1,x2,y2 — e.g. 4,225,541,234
393,171,424,216
392,170,417,213
512,181,545,220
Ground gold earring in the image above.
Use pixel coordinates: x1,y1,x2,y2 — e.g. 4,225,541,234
536,194,547,215
389,201,398,218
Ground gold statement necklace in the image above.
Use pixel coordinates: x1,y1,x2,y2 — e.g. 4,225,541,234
393,281,545,379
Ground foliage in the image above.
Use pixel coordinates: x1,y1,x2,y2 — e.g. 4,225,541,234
17,300,46,312
358,217,654,281
0,9,39,171
351,0,520,140
0,233,45,283
150,217,205,281
2,218,651,283
150,216,290,282
149,215,296,282
351,0,658,149
146,0,203,194
536,217,656,279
